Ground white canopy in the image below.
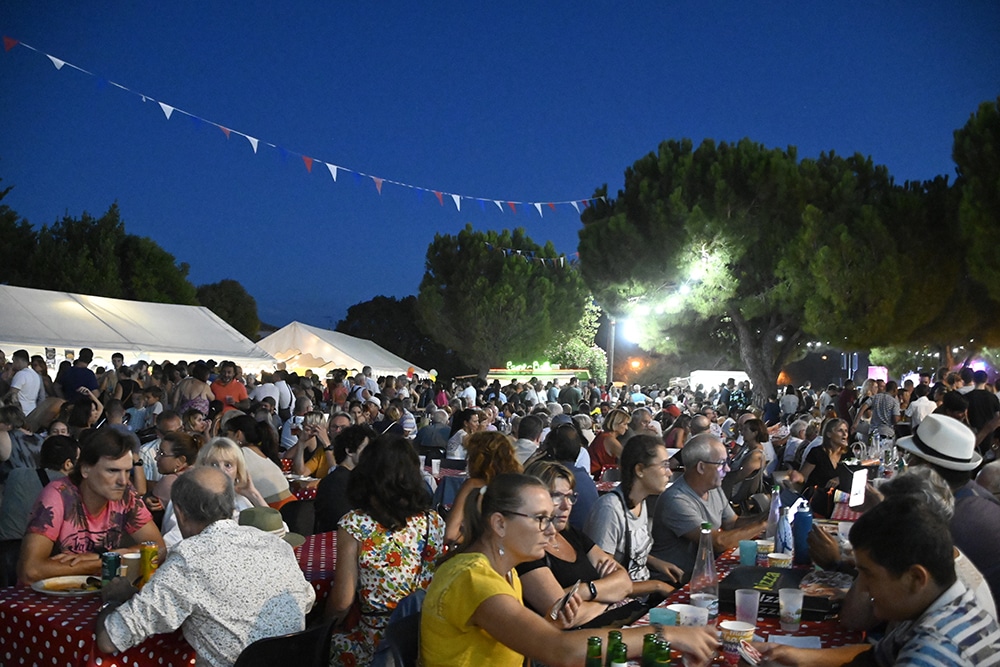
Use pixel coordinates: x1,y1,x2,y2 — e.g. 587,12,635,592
0,284,275,371
257,321,428,378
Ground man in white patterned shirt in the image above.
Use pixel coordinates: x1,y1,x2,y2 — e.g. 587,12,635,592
96,467,315,666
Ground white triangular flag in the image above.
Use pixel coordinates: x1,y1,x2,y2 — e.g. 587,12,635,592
533,203,543,217
494,200,504,212
570,201,581,213
326,163,338,182
246,135,259,154
46,55,65,70
451,194,461,211
158,102,174,120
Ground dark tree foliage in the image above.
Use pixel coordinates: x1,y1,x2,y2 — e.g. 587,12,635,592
197,279,261,340
336,295,473,381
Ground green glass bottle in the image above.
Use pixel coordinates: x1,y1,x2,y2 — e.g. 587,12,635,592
609,641,628,667
654,639,672,666
585,636,603,667
641,632,658,667
605,630,622,667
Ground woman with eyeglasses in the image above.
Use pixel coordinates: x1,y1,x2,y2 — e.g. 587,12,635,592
421,473,718,667
444,431,522,546
150,431,200,507
517,460,636,628
584,435,683,602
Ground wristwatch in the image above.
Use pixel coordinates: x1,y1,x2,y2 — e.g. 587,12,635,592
588,581,598,601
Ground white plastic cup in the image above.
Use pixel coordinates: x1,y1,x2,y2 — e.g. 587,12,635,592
121,552,141,580
779,588,804,632
431,459,441,476
735,588,760,624
418,455,426,469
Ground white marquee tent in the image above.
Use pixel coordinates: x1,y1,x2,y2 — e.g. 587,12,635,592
257,321,429,378
0,284,275,371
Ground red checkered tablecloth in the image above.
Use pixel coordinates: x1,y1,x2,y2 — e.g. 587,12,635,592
631,550,864,665
0,531,339,667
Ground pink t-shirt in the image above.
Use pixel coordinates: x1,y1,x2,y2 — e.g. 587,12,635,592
26,478,152,555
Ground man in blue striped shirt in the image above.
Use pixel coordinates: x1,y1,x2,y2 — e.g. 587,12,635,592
757,497,1000,666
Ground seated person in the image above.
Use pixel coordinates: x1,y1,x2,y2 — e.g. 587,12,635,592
517,461,636,628
757,497,1000,666
314,425,376,533
17,428,165,584
284,410,332,479
96,467,315,665
651,434,766,581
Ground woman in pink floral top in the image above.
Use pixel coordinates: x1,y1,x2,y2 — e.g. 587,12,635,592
325,434,445,666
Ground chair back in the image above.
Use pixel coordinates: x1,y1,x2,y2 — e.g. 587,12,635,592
233,619,333,667
280,498,315,536
372,590,424,667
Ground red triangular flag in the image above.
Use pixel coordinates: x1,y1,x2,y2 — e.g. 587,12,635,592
372,177,384,194
302,156,313,173
218,126,231,139
507,202,517,213
434,191,444,206
3,37,18,52
547,202,556,211
582,199,590,208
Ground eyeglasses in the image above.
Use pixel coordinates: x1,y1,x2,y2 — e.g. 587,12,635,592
550,491,579,505
646,460,672,471
155,449,175,459
701,459,729,468
504,511,555,531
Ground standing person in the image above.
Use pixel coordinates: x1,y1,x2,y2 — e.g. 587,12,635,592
95,467,315,666
420,473,718,667
210,361,249,413
17,428,165,584
325,435,446,665
5,349,41,416
60,347,99,403
584,435,683,599
869,381,901,439
171,361,214,416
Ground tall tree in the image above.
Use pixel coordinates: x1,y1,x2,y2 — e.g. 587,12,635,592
579,139,935,397
336,295,472,381
0,183,38,287
544,300,608,382
197,279,261,340
417,224,588,375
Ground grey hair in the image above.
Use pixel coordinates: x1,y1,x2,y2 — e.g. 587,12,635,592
572,413,593,431
976,461,1000,495
681,433,721,468
880,467,955,521
431,409,449,424
329,410,355,425
172,467,236,525
789,419,808,438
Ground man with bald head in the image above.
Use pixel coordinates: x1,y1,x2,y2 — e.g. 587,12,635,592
651,434,767,580
96,466,314,666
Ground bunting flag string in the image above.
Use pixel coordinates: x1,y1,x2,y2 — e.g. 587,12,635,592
3,35,607,217
482,242,580,268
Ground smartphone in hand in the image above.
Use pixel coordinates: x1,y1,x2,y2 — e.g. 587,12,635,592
548,580,581,620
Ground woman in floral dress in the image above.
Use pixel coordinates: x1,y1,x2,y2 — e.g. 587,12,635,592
325,433,445,666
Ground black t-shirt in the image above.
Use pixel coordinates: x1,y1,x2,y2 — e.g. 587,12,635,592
804,446,841,490
966,389,1000,431
516,525,599,589
313,466,353,534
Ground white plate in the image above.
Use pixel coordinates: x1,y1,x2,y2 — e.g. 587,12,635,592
31,575,101,596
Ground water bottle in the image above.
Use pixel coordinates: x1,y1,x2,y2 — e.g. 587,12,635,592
775,507,794,557
792,505,813,565
689,522,719,619
765,483,782,539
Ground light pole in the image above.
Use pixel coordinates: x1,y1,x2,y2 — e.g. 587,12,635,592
607,317,616,385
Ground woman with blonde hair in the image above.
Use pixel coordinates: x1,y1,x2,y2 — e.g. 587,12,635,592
444,431,522,545
588,408,629,475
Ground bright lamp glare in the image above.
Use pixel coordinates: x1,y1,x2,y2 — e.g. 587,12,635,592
621,318,642,344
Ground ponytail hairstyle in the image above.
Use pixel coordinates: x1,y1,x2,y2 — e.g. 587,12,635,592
447,473,547,560
619,434,664,508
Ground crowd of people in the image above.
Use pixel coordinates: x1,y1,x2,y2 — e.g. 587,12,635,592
2,347,1000,666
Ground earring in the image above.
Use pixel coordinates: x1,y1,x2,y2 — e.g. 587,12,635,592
498,543,505,557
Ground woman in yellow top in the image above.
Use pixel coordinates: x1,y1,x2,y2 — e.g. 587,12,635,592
421,473,719,667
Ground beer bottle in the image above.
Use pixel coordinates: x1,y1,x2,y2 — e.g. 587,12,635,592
605,630,622,667
654,639,672,666
641,632,658,667
609,641,628,667
585,636,603,667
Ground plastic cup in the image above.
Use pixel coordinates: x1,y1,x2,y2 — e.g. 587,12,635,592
649,606,679,626
430,459,441,476
121,552,141,579
755,539,774,567
735,589,760,624
679,603,709,626
838,521,854,544
768,552,793,569
779,588,804,632
418,455,426,469
738,540,758,566
719,621,756,663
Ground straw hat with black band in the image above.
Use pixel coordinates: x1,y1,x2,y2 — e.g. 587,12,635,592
895,414,982,472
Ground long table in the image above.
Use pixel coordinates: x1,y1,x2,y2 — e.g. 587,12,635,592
0,531,338,667
632,550,864,664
